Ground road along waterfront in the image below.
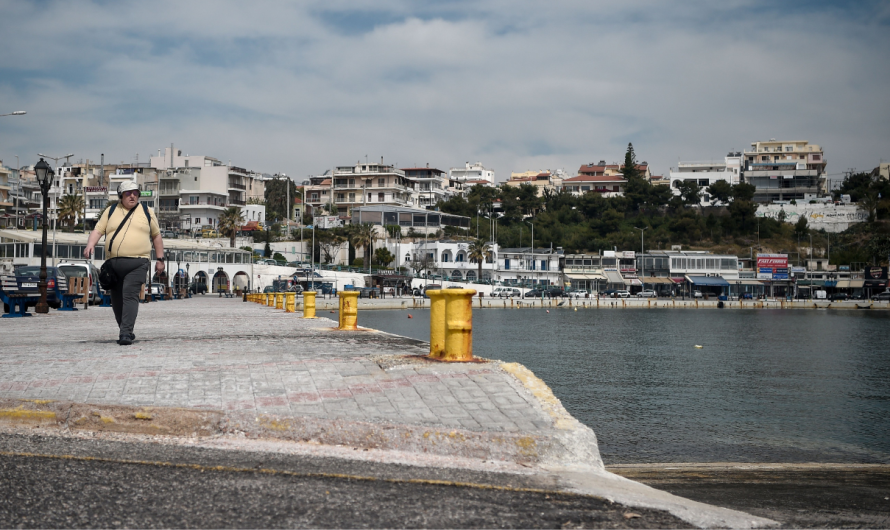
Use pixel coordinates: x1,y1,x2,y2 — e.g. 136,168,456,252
352,307,890,465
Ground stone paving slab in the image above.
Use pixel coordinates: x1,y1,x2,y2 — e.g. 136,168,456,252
0,296,590,467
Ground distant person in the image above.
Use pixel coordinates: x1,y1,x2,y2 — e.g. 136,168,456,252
84,182,165,345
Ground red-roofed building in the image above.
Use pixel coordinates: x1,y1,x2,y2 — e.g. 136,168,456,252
561,174,627,197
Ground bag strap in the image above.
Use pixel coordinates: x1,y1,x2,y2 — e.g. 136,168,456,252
106,205,138,257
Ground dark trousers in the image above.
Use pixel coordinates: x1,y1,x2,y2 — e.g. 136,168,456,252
109,258,150,339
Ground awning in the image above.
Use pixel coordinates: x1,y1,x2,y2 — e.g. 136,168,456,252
565,273,607,281
796,280,824,287
671,277,686,283
640,277,674,284
604,271,624,284
836,280,865,289
624,278,642,286
686,275,730,287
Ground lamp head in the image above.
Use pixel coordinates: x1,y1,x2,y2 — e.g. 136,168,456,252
34,158,54,187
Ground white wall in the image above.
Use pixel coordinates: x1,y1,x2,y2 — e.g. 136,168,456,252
756,203,867,233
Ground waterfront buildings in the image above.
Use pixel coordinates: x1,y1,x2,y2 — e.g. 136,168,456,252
505,169,567,197
742,140,827,203
496,247,563,286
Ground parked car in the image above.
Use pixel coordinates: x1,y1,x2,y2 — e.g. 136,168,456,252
4,266,67,310
828,292,850,301
740,293,754,300
636,289,657,298
201,229,220,238
190,281,208,295
544,287,565,298
146,283,166,297
412,284,441,297
494,287,521,298
615,289,631,298
57,261,102,304
872,291,890,301
162,230,177,239
692,290,703,299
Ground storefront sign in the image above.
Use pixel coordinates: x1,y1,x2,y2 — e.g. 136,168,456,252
140,190,153,197
84,186,107,193
865,266,887,281
756,253,788,280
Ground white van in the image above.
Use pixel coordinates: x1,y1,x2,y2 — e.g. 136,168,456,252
57,261,102,304
492,287,520,298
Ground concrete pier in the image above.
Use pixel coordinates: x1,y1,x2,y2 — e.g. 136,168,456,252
0,296,777,528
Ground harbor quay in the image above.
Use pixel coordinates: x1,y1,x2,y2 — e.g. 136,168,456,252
0,296,776,528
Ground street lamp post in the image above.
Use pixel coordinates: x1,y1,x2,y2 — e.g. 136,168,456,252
33,159,54,313
37,152,74,266
634,226,648,291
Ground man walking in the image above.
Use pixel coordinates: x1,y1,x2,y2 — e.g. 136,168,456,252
84,182,165,345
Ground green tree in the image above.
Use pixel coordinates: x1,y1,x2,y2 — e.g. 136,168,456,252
731,183,756,202
217,206,244,248
373,247,395,267
264,176,301,222
57,192,85,232
794,215,809,238
467,238,492,282
706,180,733,205
349,223,377,269
677,181,702,207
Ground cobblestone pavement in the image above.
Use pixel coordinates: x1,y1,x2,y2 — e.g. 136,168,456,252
0,297,553,434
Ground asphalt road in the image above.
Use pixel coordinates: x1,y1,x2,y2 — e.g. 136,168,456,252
608,464,890,529
0,433,689,529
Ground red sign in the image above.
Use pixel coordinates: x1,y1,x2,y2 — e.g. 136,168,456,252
757,254,788,268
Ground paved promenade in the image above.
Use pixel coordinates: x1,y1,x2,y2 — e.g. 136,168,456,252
0,296,775,528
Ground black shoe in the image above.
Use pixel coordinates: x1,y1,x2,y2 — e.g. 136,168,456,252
118,337,133,345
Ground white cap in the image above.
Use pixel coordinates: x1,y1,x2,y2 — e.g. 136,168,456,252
117,181,139,196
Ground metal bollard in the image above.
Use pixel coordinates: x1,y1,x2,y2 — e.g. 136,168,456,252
303,291,317,319
431,288,476,362
338,291,359,330
427,290,446,357
285,292,296,312
275,292,284,309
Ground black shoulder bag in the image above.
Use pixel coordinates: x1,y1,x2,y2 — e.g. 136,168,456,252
98,205,138,291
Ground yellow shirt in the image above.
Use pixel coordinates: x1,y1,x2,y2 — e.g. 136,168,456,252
95,203,161,259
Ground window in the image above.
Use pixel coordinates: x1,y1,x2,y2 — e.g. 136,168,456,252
785,146,792,152
504,259,510,270
195,218,201,224
378,178,385,187
541,260,548,271
348,192,355,202
378,192,384,202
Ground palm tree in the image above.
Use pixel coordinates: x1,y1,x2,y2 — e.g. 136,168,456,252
349,223,377,269
468,238,492,283
58,192,85,232
217,206,244,247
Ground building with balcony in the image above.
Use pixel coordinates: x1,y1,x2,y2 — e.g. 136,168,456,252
351,205,470,236
669,153,742,206
449,162,495,186
402,165,462,209
505,170,566,197
561,174,627,197
496,247,563,287
742,140,827,203
321,160,416,214
406,240,498,283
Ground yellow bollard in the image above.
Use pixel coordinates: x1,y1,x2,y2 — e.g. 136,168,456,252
285,292,296,313
303,291,318,319
275,292,284,309
427,290,446,357
431,288,476,362
338,291,359,330
266,293,273,306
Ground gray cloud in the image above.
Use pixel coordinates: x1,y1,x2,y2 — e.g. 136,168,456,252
1,0,888,185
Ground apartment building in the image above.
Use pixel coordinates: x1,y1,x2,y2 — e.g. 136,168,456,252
402,165,461,209
308,160,415,215
742,140,827,203
449,162,496,186
505,170,566,197
561,160,652,197
149,147,265,231
668,153,742,205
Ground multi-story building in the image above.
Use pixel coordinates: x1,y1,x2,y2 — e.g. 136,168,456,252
504,170,566,197
404,240,498,283
742,140,827,203
668,153,742,206
402,165,455,209
560,160,652,197
308,160,415,216
350,205,470,236
149,147,265,232
449,162,495,186
0,163,13,222
496,247,563,287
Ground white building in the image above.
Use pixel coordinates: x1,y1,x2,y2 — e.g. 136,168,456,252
405,240,498,283
496,247,563,287
668,153,742,206
449,162,495,186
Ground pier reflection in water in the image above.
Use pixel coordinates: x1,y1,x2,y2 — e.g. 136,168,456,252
356,307,890,464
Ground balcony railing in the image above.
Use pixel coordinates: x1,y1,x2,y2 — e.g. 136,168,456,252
228,182,246,190
229,199,246,206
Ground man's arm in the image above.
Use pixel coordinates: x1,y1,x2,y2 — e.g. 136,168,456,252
83,229,103,259
152,233,165,274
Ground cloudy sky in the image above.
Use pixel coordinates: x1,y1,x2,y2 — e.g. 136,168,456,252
1,0,888,186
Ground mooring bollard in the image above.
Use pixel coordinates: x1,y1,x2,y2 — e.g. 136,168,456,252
275,292,284,309
430,288,476,362
266,293,273,306
427,290,446,357
338,291,359,330
285,292,296,312
303,291,318,318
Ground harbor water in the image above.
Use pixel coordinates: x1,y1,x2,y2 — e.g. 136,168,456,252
353,307,890,464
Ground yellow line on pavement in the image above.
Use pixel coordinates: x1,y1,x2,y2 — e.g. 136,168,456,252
0,450,602,500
